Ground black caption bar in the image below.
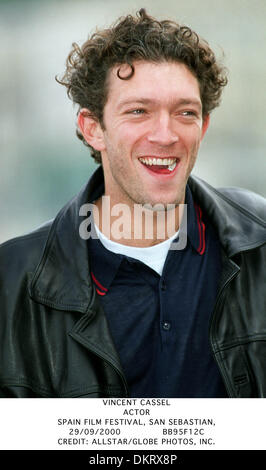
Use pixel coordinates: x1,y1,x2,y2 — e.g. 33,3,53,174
0,450,264,466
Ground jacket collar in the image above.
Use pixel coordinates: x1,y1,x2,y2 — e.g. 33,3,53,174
29,166,266,312
29,167,104,313
188,175,266,257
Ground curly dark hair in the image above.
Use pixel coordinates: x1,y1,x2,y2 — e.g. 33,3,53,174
57,8,228,164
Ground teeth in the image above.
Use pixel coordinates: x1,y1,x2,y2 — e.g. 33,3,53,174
139,157,177,166
168,161,177,171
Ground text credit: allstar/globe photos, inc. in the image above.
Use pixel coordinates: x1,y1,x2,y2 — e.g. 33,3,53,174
57,398,216,448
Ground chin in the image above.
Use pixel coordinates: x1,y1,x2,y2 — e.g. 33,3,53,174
142,198,180,210
154,192,184,207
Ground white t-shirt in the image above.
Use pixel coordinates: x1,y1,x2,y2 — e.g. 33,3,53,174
94,223,179,276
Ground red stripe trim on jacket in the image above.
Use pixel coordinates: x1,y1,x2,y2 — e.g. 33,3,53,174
91,271,108,295
96,288,106,296
194,204,206,255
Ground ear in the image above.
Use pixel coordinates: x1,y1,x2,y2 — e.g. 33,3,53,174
77,108,106,151
200,114,210,141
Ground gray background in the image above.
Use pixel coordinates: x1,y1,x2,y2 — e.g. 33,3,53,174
0,0,265,243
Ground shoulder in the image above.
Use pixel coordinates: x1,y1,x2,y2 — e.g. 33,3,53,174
189,175,266,225
0,220,53,281
216,186,266,224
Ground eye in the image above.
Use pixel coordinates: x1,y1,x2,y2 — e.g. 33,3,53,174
180,110,198,117
129,108,146,115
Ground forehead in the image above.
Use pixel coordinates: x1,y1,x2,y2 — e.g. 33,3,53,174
105,61,201,105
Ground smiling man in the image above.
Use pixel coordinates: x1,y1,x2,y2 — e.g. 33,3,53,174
0,9,265,398
78,60,209,246
80,61,208,209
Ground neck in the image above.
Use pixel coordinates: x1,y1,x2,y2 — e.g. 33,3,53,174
93,196,183,248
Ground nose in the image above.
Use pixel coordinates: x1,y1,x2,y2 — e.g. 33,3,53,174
147,112,179,146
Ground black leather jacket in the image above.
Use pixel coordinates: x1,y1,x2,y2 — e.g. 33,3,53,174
0,167,265,398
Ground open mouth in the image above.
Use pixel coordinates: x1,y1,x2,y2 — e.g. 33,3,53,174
138,157,178,174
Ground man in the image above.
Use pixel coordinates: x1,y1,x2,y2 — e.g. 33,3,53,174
0,9,265,398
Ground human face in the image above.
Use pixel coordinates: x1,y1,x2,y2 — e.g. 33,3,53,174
96,61,209,208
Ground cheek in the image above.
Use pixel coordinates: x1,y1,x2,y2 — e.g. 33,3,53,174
122,128,146,149
104,137,130,174
118,120,150,143
182,126,202,149
105,123,140,150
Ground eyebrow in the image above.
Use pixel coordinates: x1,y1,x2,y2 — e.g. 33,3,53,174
118,97,202,110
